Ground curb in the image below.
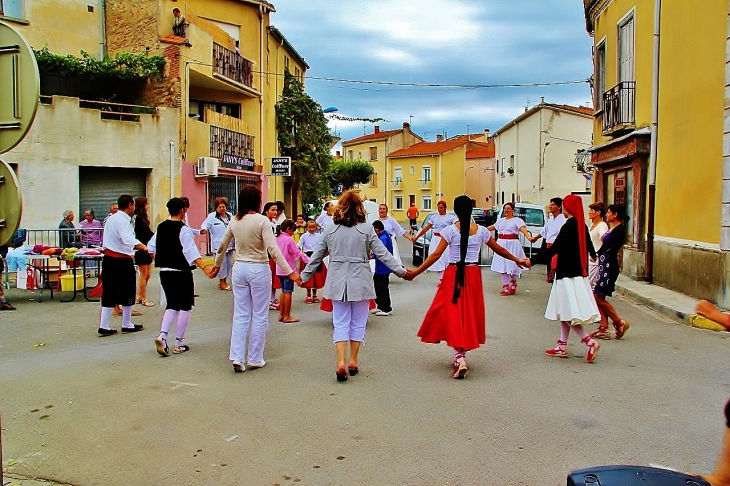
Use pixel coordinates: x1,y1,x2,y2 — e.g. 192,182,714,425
614,284,691,324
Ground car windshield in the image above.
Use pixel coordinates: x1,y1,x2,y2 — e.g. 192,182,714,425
515,208,545,226
471,209,483,215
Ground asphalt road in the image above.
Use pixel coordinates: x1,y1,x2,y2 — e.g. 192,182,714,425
1,241,729,485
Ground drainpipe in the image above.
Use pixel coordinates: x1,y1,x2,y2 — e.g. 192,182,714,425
98,0,106,59
515,121,520,202
169,141,175,199
646,0,661,283
259,5,266,196
438,153,443,200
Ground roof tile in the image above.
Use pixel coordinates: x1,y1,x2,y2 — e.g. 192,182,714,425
342,129,403,146
389,139,468,157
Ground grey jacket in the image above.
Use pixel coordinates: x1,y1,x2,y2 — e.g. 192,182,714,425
301,223,406,302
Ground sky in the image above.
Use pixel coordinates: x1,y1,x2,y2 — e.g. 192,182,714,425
268,0,594,148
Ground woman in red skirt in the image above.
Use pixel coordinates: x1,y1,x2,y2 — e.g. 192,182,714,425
407,195,529,379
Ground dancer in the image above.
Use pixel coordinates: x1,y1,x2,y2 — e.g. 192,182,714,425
316,201,334,232
298,219,325,304
529,195,601,362
407,195,528,379
275,219,310,323
587,202,609,289
212,186,301,373
263,202,281,310
592,204,630,340
412,200,458,281
149,198,215,356
300,190,407,382
488,202,531,295
201,196,234,291
527,197,566,282
134,197,155,307
371,220,394,316
97,195,147,336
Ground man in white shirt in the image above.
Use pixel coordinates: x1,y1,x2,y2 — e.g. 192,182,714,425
528,197,566,282
98,195,148,336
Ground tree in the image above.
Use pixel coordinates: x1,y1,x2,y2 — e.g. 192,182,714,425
330,159,375,192
276,70,334,207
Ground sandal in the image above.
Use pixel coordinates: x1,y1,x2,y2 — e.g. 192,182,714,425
154,336,170,357
348,365,359,376
581,336,600,363
141,300,155,307
614,320,630,340
218,283,232,291
591,328,611,340
336,367,348,382
545,340,568,358
173,343,190,354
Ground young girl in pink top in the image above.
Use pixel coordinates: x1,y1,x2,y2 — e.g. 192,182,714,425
276,219,310,323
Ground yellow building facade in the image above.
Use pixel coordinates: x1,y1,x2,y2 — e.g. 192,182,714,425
584,0,728,303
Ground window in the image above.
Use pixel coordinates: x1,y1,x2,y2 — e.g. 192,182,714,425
370,147,377,161
422,195,432,210
189,100,241,121
294,67,300,79
394,195,403,210
422,166,431,182
410,166,415,175
595,40,606,110
369,172,378,187
348,150,354,161
394,167,402,184
0,0,23,18
284,55,289,71
509,155,515,170
496,159,499,173
618,13,635,83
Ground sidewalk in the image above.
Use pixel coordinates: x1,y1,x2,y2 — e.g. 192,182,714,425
615,275,728,332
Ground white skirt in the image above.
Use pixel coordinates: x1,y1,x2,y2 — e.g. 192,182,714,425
370,236,402,273
427,235,450,272
544,276,599,325
490,239,526,275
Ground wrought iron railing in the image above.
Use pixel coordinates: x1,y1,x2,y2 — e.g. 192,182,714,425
602,81,635,133
213,42,254,88
210,126,255,162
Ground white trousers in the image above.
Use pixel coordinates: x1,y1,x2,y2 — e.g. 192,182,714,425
218,251,233,280
229,262,271,365
332,300,370,343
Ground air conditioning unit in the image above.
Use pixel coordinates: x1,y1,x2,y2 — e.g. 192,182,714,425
196,157,219,177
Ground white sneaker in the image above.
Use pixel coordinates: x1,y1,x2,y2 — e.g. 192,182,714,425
375,310,392,316
232,361,245,373
247,361,266,369
370,308,382,315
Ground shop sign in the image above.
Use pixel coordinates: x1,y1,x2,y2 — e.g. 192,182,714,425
221,153,255,171
271,157,291,177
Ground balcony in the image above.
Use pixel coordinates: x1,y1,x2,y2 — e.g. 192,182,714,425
602,81,635,135
213,42,254,89
418,178,431,189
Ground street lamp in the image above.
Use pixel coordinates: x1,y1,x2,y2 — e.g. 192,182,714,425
541,141,550,168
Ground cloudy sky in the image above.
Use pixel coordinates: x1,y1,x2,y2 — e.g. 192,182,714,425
269,0,594,147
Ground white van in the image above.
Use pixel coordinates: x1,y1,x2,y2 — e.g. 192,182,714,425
325,199,379,225
494,203,547,256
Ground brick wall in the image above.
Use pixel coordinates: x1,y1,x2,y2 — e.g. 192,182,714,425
105,0,162,55
140,44,181,108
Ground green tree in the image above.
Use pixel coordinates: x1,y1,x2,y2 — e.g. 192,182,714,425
330,159,375,192
276,70,334,207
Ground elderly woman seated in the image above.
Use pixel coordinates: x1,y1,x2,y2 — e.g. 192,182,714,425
79,209,103,246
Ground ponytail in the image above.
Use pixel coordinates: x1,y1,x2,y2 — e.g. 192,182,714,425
452,195,473,304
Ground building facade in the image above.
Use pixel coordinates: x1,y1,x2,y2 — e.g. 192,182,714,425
493,101,593,208
584,0,728,304
340,123,423,204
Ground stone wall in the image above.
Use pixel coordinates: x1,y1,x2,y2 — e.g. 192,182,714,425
140,44,181,108
105,0,161,56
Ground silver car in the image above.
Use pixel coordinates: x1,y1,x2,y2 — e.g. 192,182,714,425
411,211,480,266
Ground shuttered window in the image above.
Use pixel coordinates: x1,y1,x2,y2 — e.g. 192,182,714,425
79,167,147,221
207,174,261,214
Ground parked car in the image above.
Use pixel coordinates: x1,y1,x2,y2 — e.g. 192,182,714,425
412,211,478,266
494,202,547,255
472,208,498,227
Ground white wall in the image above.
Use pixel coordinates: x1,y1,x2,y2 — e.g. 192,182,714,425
3,96,180,228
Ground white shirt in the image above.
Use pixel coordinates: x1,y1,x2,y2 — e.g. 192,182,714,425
147,224,201,270
441,224,491,263
276,212,287,225
201,211,234,251
298,231,321,252
316,213,333,231
379,217,405,237
589,221,609,254
430,213,458,233
102,211,141,256
540,213,566,244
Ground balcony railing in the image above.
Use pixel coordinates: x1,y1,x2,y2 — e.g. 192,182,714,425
213,42,254,88
210,125,255,163
602,81,635,134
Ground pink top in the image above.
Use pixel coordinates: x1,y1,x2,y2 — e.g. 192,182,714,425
276,232,310,276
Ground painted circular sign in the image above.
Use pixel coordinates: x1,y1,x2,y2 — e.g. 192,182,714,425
0,21,40,154
0,159,22,246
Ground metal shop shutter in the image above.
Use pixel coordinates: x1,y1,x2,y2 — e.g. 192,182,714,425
79,167,147,220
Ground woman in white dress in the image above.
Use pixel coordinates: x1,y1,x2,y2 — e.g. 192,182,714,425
316,202,334,232
412,200,458,281
375,204,414,267
488,202,531,295
587,202,608,290
201,196,234,291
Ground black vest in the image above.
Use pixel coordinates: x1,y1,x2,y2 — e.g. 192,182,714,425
154,220,190,271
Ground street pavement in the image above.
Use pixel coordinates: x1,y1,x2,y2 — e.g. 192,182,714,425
1,240,729,485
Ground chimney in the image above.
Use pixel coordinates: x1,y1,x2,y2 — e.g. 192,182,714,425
436,134,443,142
540,96,545,104
374,126,380,133
484,128,490,138
402,122,410,130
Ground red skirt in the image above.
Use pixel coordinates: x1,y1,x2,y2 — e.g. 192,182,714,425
319,298,376,312
300,258,327,289
417,265,486,351
269,258,281,289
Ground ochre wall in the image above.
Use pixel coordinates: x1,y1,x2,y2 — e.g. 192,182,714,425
653,0,725,244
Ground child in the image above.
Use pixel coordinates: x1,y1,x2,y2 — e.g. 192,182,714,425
275,219,310,323
371,220,394,316
293,214,307,244
298,220,325,303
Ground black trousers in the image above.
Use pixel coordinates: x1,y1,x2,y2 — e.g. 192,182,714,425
373,273,391,313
